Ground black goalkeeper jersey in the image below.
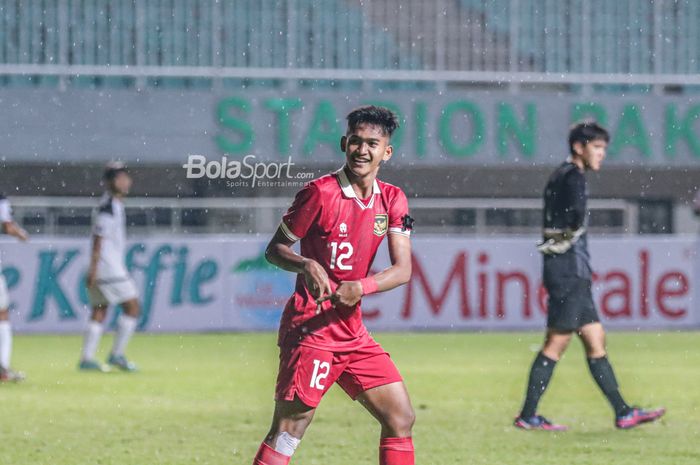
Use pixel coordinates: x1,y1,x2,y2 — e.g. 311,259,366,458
542,161,592,281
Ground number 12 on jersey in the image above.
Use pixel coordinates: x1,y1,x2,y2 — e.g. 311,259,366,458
329,241,353,270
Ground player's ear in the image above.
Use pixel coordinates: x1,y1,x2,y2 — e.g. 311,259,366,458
572,141,584,156
340,135,347,152
382,144,393,162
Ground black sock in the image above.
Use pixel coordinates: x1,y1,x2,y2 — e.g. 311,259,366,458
587,356,631,417
520,352,557,419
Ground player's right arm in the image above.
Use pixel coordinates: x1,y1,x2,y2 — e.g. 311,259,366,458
86,234,102,289
265,229,331,300
0,198,28,241
563,170,586,231
87,204,112,289
1,221,29,241
264,182,330,300
538,170,586,255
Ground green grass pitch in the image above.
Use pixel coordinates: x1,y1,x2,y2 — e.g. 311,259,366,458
2,332,698,465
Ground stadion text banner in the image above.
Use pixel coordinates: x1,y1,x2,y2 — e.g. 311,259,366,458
1,89,700,166
0,236,697,333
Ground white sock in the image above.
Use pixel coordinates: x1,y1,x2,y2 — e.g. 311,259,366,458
274,432,301,457
111,314,138,357
82,321,104,361
0,321,12,369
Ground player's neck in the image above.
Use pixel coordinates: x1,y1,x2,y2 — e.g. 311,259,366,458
343,165,377,199
569,155,586,172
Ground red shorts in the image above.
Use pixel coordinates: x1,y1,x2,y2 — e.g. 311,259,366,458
275,335,403,408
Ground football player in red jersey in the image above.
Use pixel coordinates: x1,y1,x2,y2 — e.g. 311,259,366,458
251,106,416,465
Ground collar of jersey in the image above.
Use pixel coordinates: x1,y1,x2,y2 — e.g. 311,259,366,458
101,192,124,209
334,166,380,210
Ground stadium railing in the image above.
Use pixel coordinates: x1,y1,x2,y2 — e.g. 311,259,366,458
9,196,638,236
0,0,699,92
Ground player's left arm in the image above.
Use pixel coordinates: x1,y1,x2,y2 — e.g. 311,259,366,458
319,232,412,308
367,231,413,291
321,188,413,307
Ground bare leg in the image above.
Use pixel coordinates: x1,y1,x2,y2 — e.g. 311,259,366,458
542,328,573,361
252,397,315,464
357,382,416,465
357,381,415,438
577,322,606,358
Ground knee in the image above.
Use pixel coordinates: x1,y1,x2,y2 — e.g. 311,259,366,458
541,348,561,361
583,336,607,358
382,406,415,437
542,343,568,361
122,300,140,317
580,333,607,359
268,413,314,442
91,309,107,323
586,347,607,359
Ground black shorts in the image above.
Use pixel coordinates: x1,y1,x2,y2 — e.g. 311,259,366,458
545,277,599,331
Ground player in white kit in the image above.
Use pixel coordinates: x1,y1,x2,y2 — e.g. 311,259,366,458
79,163,140,372
0,194,29,382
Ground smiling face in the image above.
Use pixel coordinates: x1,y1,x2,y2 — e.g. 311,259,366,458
340,123,393,178
573,139,607,172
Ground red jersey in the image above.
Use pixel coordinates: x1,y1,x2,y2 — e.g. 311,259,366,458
277,167,411,350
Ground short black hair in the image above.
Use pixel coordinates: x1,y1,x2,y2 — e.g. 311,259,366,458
346,105,399,138
103,161,128,182
568,120,610,155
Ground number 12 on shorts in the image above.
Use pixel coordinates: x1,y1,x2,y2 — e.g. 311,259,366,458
310,359,330,390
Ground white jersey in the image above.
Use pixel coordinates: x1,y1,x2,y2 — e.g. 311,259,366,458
0,195,13,269
93,193,129,281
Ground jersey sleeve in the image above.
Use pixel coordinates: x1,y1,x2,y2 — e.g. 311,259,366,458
0,199,12,223
280,183,323,242
92,212,114,237
388,189,412,237
563,171,586,230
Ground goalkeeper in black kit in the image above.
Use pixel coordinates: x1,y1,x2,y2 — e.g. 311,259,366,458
513,121,665,431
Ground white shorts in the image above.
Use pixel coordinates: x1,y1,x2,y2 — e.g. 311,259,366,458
88,277,139,307
0,274,8,310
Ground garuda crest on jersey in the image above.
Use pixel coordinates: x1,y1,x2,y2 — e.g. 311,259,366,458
373,214,388,236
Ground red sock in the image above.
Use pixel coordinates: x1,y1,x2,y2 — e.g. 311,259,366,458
252,442,291,465
379,437,414,465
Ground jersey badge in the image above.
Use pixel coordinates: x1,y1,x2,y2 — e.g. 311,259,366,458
373,214,388,236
